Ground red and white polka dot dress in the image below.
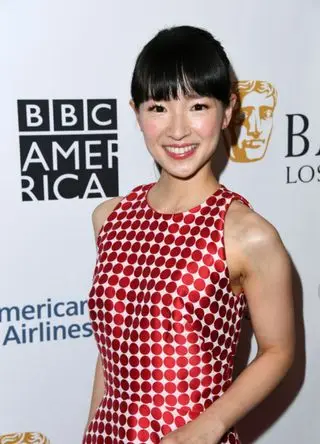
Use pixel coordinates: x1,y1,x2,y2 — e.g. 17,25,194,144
84,182,251,444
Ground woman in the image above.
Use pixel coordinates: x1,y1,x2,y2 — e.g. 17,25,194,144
83,26,294,444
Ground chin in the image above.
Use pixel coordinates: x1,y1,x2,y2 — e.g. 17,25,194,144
162,163,203,180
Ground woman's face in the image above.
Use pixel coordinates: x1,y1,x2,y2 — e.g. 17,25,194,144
133,92,234,179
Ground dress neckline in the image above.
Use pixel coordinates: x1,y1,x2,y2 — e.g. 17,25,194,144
144,181,225,216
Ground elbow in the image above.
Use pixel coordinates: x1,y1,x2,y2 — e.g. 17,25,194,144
285,345,295,371
258,343,295,374
284,334,296,371
277,349,295,384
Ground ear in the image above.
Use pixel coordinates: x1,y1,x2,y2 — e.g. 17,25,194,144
129,99,136,112
129,99,142,129
222,93,237,129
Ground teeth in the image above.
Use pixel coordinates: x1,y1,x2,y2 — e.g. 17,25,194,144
164,145,197,154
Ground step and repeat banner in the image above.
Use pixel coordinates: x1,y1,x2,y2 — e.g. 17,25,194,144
0,0,319,443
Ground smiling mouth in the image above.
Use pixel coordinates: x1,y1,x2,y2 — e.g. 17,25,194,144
163,144,198,155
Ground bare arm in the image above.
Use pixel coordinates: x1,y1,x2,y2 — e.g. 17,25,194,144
84,197,123,430
197,206,295,441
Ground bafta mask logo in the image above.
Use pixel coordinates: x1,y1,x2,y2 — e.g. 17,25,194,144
0,432,50,443
224,80,278,162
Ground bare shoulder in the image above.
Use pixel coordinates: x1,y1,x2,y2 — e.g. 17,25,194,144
225,200,289,275
227,200,281,245
92,196,123,240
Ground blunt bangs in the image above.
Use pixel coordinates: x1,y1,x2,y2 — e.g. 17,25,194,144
131,26,231,108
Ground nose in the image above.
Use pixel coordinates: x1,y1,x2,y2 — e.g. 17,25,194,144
247,109,262,138
166,112,191,140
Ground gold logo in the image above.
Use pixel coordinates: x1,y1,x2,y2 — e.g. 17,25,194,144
0,432,50,443
224,80,278,162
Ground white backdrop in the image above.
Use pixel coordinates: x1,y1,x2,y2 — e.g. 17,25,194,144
0,0,319,443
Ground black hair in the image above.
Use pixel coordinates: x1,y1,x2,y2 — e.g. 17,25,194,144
131,25,231,109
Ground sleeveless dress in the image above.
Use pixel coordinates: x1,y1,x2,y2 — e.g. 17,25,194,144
83,182,251,444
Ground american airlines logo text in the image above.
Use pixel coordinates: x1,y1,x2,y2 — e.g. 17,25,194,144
17,99,119,201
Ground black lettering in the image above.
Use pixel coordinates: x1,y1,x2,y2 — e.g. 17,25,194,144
68,324,81,338
3,326,21,345
82,322,93,338
286,166,297,184
286,114,309,157
298,165,315,183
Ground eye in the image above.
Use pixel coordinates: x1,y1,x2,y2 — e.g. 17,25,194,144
192,103,209,111
148,104,165,112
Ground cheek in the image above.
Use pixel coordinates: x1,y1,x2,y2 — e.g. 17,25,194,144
191,114,222,139
140,119,163,141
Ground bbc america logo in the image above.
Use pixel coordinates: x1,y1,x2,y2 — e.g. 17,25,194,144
17,99,119,201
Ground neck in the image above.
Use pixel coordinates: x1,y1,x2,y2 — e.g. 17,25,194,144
148,169,220,213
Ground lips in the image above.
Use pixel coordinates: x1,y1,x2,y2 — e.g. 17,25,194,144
162,144,198,160
163,144,198,155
